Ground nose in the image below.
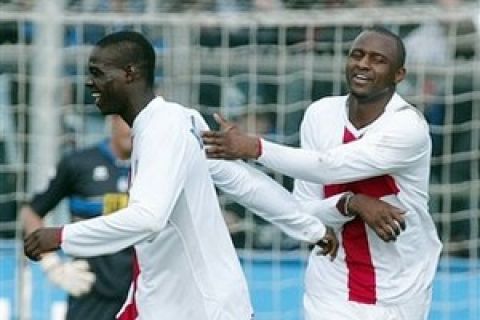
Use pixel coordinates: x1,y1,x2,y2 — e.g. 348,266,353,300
357,56,370,69
85,78,93,88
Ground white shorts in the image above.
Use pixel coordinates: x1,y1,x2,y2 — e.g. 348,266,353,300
304,288,432,320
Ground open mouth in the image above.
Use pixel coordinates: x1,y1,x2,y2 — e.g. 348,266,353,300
352,74,371,85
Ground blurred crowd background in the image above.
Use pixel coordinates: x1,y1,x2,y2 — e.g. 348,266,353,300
0,0,474,12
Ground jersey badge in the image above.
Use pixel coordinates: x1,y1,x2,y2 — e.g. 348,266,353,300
93,165,109,181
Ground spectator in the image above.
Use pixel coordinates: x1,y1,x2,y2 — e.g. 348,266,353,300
21,115,133,320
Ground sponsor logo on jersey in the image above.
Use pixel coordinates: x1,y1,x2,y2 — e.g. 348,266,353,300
93,165,109,181
103,193,129,215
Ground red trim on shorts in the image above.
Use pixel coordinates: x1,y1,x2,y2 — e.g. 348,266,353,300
117,251,140,320
323,127,399,305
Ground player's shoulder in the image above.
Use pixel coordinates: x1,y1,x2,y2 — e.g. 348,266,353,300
379,94,430,146
169,103,206,130
150,97,210,137
308,95,347,111
155,97,202,122
145,98,188,133
63,144,99,161
306,95,347,114
387,94,428,129
303,95,347,124
57,144,102,171
153,97,184,117
181,105,203,120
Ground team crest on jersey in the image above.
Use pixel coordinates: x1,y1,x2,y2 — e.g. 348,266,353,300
117,176,129,192
93,165,109,181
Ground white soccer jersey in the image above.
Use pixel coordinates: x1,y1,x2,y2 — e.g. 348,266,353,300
60,96,329,320
258,93,442,307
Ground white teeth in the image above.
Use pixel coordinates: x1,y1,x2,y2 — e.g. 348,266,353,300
92,93,100,97
355,74,368,80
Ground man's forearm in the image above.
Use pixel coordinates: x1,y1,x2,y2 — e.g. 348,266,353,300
21,205,45,235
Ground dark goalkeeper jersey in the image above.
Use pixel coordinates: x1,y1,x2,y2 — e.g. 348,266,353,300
29,140,133,320
30,140,130,219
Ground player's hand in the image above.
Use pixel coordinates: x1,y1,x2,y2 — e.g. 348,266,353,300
24,227,62,261
315,227,338,261
40,252,96,297
202,113,261,160
348,194,406,242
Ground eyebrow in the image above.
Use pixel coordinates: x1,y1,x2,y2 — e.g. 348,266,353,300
350,48,390,61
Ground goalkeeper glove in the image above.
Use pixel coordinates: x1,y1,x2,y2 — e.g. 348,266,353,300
40,252,96,297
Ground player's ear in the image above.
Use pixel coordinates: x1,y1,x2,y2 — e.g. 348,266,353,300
394,67,406,85
125,64,136,83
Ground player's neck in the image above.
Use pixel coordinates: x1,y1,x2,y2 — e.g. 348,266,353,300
347,90,394,129
122,90,156,127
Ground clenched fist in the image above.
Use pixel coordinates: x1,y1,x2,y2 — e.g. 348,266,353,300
315,227,339,261
24,227,63,261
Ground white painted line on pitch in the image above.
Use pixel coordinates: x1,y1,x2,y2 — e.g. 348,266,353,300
51,301,67,320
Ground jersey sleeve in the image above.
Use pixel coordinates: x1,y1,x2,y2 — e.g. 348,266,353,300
188,112,325,243
208,159,326,243
29,155,74,217
293,109,353,227
61,111,191,257
258,108,430,185
192,110,327,243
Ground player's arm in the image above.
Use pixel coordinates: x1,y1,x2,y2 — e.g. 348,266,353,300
293,179,351,229
21,205,44,235
203,110,430,185
208,159,328,241
25,112,190,260
21,158,95,295
293,161,406,242
291,117,353,230
187,110,337,255
292,112,406,241
210,160,338,258
22,155,74,235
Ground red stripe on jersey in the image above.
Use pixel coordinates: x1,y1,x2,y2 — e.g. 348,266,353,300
342,217,376,304
323,127,399,305
117,251,140,320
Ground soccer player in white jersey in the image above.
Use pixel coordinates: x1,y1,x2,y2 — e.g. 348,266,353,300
23,31,343,320
203,26,443,320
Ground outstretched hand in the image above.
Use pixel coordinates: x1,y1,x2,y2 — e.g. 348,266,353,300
202,113,261,160
315,227,338,261
24,227,62,261
349,194,406,242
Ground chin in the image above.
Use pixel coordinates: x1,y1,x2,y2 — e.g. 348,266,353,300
350,90,370,99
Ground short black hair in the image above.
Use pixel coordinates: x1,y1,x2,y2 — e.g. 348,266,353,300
363,26,406,68
96,31,156,87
